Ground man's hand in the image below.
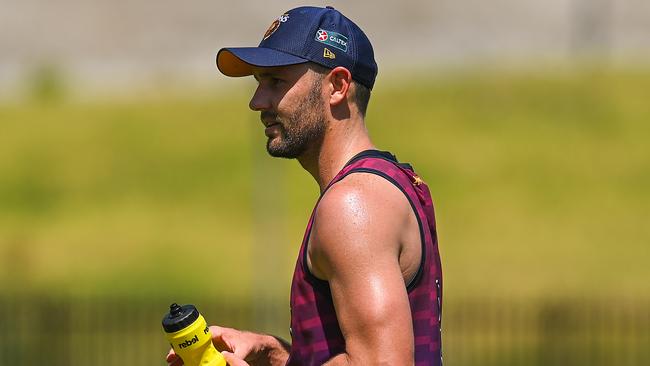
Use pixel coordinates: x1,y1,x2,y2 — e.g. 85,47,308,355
210,326,267,361
166,350,251,366
222,351,251,366
166,349,183,366
166,325,290,366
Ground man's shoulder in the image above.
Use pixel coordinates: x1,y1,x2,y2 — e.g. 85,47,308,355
309,171,412,279
320,171,408,212
312,171,413,243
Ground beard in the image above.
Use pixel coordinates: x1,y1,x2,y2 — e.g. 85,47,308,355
263,80,326,159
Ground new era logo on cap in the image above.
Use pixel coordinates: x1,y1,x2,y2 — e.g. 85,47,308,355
216,6,378,89
323,48,336,59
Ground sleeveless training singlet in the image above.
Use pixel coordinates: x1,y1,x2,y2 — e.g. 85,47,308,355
286,150,443,366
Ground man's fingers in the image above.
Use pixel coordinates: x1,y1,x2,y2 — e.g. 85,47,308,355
208,325,254,359
209,325,233,351
167,356,183,366
166,349,183,366
221,351,250,366
166,349,176,361
169,359,183,366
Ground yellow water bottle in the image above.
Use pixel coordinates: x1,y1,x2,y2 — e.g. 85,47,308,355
162,303,227,366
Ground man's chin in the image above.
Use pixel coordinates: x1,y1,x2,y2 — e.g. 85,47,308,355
266,140,302,159
267,150,298,159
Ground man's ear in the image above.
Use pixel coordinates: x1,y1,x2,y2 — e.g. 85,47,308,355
327,67,352,107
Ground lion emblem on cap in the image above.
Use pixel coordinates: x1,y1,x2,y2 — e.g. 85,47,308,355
263,13,289,40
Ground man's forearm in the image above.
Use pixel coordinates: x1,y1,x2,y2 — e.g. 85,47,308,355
323,353,404,366
322,353,352,365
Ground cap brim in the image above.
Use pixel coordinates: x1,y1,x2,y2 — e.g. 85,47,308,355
216,47,309,77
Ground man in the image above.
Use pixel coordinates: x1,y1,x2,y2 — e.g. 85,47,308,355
167,6,442,366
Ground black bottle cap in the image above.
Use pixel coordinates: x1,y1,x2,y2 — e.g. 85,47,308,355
162,303,200,333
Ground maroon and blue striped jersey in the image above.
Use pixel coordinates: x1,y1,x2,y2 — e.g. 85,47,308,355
287,150,443,365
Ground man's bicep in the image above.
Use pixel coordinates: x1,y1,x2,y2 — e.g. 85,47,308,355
310,181,415,365
327,256,414,365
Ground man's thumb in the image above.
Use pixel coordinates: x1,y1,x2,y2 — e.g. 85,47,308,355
221,351,250,366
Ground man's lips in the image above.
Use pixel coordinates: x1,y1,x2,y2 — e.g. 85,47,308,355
264,123,281,136
261,112,282,136
263,120,279,127
260,112,279,127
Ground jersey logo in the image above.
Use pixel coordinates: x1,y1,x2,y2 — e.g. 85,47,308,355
323,48,336,59
412,174,424,186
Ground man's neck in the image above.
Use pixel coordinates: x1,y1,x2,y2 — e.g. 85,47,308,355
298,118,375,192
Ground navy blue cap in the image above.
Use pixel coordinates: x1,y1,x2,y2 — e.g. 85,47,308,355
216,6,378,90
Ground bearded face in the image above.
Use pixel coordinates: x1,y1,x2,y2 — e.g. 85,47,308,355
262,77,326,159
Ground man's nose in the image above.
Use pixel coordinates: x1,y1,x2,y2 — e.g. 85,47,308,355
249,85,271,111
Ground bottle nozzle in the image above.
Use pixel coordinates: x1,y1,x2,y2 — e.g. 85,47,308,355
163,302,199,333
169,303,183,317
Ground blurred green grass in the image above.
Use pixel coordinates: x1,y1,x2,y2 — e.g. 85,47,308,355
1,67,648,300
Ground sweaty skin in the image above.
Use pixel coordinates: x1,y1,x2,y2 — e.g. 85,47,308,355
168,63,421,366
309,173,420,366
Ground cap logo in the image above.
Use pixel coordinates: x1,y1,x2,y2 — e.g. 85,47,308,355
263,13,289,40
315,29,348,52
323,48,336,59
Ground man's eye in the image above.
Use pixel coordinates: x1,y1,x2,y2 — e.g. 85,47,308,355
256,76,282,87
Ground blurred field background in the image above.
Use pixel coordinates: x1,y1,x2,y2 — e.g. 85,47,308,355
1,0,650,365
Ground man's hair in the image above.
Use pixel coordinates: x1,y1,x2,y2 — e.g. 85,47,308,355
351,82,371,117
309,63,371,117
